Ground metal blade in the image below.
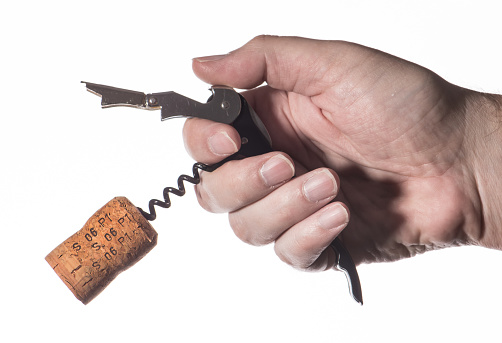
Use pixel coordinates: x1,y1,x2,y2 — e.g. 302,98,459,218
82,82,147,108
331,238,363,305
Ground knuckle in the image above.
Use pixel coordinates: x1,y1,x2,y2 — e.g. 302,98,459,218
229,213,274,246
250,34,271,46
247,35,279,53
274,244,293,266
194,182,221,213
274,200,298,225
223,168,249,208
196,164,253,213
194,185,211,212
229,213,251,244
254,233,276,246
274,232,322,271
182,119,203,157
275,245,311,270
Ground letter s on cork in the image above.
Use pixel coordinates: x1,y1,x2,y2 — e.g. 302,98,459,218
45,197,157,304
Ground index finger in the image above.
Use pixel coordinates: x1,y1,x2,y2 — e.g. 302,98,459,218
192,35,375,96
183,118,241,165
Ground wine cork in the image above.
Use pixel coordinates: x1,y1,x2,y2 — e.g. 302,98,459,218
46,197,157,304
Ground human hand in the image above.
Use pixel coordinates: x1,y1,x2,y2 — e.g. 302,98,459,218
184,35,501,270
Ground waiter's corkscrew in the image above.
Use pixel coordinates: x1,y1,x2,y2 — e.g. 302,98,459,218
46,82,363,305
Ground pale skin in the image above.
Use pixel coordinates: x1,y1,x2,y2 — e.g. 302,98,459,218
183,35,502,271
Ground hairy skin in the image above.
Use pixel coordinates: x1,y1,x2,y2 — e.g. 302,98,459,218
187,35,502,269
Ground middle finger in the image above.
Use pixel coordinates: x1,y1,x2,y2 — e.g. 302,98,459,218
229,168,340,246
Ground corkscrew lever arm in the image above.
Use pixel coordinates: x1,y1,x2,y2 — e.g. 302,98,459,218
82,82,362,305
82,82,273,157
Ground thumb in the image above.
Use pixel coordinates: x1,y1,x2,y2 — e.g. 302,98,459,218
192,35,366,96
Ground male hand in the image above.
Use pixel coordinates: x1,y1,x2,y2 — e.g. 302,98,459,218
184,35,500,270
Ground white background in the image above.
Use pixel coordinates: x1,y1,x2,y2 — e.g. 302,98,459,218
1,0,502,342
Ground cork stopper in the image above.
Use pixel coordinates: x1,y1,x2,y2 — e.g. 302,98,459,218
46,197,157,304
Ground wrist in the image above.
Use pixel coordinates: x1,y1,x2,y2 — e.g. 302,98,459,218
467,92,502,249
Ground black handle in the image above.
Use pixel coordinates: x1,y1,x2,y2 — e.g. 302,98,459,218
231,95,273,157
229,95,363,305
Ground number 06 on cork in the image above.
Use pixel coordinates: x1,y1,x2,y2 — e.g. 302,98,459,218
45,82,363,305
46,197,157,304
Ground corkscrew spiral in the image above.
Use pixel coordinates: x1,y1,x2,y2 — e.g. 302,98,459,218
137,162,221,221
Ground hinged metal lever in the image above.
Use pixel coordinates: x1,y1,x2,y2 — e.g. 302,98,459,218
83,81,148,109
82,82,241,124
82,81,272,157
149,86,242,124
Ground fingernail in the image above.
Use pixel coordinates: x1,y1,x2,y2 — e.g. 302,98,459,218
318,204,349,231
193,54,228,62
303,170,338,202
260,155,295,187
208,132,238,156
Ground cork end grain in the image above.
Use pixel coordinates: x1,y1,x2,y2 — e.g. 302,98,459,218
46,197,157,304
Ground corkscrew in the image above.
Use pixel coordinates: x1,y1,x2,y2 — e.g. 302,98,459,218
137,162,215,221
45,82,362,305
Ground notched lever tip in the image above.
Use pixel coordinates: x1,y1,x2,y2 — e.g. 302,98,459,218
81,81,147,109
81,81,104,102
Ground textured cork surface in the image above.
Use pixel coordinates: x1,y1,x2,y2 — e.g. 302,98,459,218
46,197,157,304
